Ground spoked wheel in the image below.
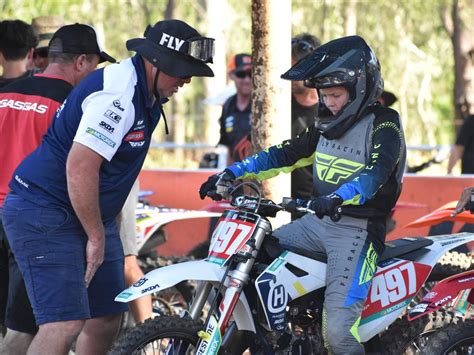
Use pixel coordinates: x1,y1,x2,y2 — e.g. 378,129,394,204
152,282,194,316
377,310,461,354
110,316,202,355
420,319,474,355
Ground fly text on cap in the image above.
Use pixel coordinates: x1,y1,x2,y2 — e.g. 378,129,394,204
159,33,184,51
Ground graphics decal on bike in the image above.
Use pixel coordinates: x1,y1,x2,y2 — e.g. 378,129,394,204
196,315,221,355
409,270,474,320
256,272,290,331
207,210,258,266
360,259,431,324
256,251,327,331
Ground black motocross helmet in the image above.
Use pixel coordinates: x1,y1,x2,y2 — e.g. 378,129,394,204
281,35,383,139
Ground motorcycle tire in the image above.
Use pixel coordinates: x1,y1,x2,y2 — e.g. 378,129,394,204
428,251,473,282
376,309,461,354
110,315,202,355
419,318,474,354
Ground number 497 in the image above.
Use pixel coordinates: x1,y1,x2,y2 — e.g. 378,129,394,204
370,262,416,308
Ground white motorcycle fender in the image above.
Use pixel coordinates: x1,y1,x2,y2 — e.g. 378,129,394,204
115,260,256,332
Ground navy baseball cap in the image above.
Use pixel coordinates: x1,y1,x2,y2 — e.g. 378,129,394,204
48,23,116,63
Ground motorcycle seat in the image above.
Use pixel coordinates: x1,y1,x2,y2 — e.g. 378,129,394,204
264,235,434,266
378,237,433,263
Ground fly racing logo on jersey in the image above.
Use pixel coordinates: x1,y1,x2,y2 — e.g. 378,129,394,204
99,121,115,133
129,141,145,147
104,109,122,124
315,152,364,184
86,127,116,148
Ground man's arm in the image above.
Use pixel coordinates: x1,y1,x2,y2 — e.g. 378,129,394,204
453,187,474,216
66,142,104,287
447,145,464,174
227,125,320,180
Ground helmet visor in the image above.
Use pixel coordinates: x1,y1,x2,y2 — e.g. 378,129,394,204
304,69,357,89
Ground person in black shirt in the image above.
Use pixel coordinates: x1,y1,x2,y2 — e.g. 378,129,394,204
291,34,321,200
0,20,39,88
448,113,474,174
218,53,252,163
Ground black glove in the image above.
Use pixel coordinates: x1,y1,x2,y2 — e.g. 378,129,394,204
307,194,343,219
284,198,309,214
199,169,235,200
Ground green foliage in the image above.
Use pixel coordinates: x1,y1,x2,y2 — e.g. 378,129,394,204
1,0,471,168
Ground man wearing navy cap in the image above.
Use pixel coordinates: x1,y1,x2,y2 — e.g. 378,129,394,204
2,19,214,354
0,23,114,355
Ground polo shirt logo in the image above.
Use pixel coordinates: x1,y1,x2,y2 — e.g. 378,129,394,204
159,33,184,51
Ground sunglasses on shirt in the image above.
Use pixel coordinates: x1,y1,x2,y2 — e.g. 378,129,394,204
291,38,316,52
235,71,251,79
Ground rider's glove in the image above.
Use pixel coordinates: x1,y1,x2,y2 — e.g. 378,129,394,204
199,169,235,200
284,198,309,213
307,194,343,219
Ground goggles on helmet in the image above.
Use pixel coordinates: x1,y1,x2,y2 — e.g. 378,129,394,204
304,69,357,89
179,37,215,63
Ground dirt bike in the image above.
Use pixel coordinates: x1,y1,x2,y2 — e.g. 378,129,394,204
121,191,221,327
407,269,474,354
405,200,474,281
406,205,474,354
110,181,474,354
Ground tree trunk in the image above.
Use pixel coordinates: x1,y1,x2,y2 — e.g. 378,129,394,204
442,0,473,130
251,0,291,227
203,0,229,146
343,0,357,35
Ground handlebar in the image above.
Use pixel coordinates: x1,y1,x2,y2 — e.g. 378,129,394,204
218,181,342,220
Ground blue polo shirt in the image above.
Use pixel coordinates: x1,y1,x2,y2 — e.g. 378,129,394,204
9,55,164,222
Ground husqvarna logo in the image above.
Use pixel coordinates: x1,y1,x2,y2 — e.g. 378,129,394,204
268,284,287,313
316,152,364,184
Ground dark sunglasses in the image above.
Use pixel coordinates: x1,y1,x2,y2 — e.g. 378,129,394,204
235,71,251,79
291,39,316,52
33,48,48,59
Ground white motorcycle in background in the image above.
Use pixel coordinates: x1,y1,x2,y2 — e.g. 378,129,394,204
111,181,474,354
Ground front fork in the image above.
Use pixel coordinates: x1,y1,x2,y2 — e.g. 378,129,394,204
192,219,271,354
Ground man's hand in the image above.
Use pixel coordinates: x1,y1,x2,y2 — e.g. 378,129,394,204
307,194,343,218
84,236,105,287
452,187,474,217
199,170,235,200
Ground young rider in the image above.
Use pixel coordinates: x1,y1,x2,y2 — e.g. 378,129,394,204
200,35,406,354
